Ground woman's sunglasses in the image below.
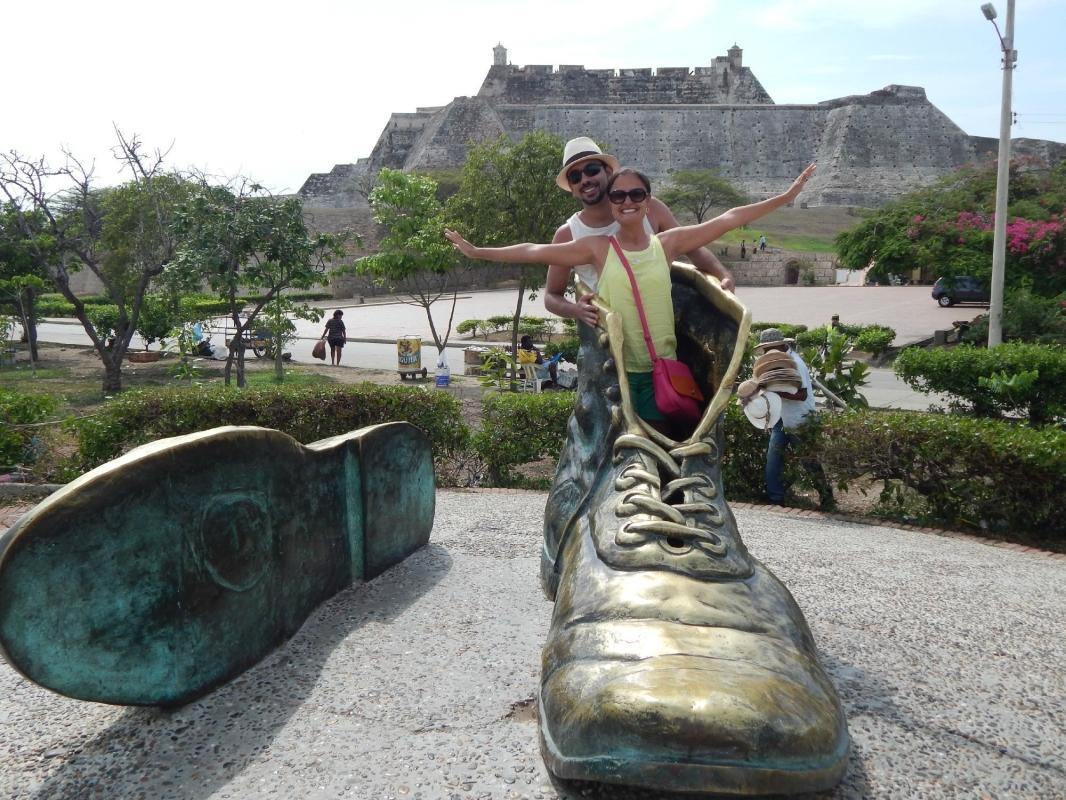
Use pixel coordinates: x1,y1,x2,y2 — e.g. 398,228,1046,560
608,188,649,204
566,162,604,184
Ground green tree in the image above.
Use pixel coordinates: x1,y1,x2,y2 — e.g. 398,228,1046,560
657,169,747,223
0,203,56,364
353,169,461,353
0,133,191,393
447,131,576,387
835,158,1066,294
170,179,344,387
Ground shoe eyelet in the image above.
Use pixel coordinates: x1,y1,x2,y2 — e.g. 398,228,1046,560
658,536,694,555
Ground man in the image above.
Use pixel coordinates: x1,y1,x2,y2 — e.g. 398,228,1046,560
544,137,735,326
755,328,835,510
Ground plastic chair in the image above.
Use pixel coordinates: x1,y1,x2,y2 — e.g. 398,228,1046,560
522,363,546,393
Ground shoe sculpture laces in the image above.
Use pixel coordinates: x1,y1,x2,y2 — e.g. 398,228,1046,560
540,265,850,795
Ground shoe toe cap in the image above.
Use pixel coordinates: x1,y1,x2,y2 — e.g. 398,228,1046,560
542,653,847,772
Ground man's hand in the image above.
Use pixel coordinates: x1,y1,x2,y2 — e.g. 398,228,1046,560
574,293,600,327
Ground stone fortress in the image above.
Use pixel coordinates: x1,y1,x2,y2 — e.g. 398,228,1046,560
300,45,1063,290
300,44,1064,210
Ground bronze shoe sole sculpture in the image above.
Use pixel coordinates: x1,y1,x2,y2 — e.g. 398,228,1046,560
541,266,849,795
0,422,434,706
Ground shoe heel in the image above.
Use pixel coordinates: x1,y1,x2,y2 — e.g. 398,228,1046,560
0,422,434,706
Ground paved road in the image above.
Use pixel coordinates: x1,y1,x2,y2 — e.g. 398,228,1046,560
1,490,1061,799
32,286,973,408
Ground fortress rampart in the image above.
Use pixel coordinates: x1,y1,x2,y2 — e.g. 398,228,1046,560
299,46,1064,210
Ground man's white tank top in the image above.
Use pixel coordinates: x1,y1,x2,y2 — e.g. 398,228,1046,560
566,212,654,290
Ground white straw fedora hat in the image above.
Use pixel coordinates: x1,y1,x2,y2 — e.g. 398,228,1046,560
741,389,782,431
555,137,620,191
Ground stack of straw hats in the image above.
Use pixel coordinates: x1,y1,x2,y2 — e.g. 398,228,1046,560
736,328,800,429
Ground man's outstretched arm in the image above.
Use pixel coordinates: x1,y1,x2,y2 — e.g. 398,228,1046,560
544,223,599,326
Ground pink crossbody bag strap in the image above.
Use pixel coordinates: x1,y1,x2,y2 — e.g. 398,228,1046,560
608,236,658,362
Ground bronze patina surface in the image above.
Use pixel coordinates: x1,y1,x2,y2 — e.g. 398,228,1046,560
0,422,434,707
540,267,849,795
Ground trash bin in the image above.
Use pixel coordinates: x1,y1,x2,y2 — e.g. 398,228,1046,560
397,336,422,373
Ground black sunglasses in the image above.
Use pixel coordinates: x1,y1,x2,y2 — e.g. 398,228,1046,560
608,188,649,204
566,161,604,184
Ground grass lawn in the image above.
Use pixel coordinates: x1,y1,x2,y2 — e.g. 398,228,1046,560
672,204,864,254
0,344,338,416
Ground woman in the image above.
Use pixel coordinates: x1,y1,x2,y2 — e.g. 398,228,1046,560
518,334,558,385
445,164,815,426
320,309,346,366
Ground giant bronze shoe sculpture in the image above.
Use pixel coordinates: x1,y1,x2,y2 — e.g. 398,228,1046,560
0,422,434,706
541,266,849,795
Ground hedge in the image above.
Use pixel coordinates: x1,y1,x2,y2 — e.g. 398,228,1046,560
52,384,1066,546
468,397,1066,544
816,409,1066,543
72,384,469,477
0,390,57,467
473,391,574,486
894,342,1066,424
31,291,333,320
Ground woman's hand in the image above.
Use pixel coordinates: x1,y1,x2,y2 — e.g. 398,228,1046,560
783,164,816,202
444,229,479,259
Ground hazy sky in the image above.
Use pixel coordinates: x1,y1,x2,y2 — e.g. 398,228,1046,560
6,0,1064,194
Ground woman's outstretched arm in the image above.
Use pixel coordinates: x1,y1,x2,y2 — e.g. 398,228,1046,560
444,229,602,268
659,165,816,261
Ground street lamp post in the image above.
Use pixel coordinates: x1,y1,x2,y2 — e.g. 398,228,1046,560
981,1,1017,347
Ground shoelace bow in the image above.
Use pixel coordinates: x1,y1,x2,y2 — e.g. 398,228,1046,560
612,434,727,556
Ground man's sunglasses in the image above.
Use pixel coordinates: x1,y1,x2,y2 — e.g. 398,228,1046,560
608,188,649,204
566,162,605,184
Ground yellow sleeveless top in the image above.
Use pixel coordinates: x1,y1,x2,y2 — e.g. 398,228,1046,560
597,235,676,373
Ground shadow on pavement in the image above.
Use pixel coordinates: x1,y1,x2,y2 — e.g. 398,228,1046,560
29,543,453,800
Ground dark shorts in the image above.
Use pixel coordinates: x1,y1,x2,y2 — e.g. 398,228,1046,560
328,338,345,348
627,371,664,422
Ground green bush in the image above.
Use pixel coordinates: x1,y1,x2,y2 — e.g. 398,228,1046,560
750,322,808,338
0,390,58,467
854,326,896,355
31,292,331,320
544,336,579,363
72,384,469,478
894,342,1066,423
86,304,122,342
960,288,1066,346
473,391,574,486
456,319,484,337
817,409,1066,543
487,315,512,332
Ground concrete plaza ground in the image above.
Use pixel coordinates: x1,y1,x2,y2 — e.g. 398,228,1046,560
1,491,1063,799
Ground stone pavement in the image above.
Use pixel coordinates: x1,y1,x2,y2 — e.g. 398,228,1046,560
1,491,1063,799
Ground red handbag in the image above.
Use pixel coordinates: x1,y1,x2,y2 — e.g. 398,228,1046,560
608,237,703,424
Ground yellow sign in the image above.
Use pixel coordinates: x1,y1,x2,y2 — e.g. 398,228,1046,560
397,336,421,370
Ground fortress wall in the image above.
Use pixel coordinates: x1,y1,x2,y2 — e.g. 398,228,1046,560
511,104,827,194
365,110,440,170
298,164,371,209
476,63,773,105
302,52,1064,211
725,251,837,287
810,96,980,205
404,99,507,171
